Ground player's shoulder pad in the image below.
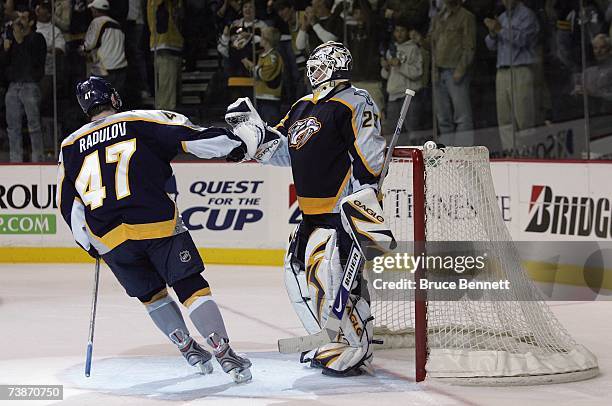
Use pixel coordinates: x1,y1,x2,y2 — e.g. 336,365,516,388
328,85,378,114
295,93,314,107
125,109,199,127
276,94,315,129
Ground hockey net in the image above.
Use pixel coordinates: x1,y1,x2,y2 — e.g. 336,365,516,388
368,146,598,384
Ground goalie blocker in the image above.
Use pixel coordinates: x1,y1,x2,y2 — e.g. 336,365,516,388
282,188,396,376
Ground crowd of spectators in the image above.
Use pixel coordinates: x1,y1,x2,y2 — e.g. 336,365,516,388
0,0,611,162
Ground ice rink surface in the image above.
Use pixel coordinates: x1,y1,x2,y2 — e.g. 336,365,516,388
1,264,611,406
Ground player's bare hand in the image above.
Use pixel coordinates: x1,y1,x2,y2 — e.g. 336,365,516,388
389,58,400,67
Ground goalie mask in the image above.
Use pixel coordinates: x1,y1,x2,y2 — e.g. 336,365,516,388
306,41,352,99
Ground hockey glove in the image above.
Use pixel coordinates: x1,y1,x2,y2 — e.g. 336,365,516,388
225,98,281,162
225,98,264,157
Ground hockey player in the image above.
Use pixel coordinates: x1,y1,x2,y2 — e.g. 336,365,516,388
225,41,395,376
57,77,252,383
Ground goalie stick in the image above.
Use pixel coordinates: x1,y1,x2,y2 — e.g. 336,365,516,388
278,89,415,354
85,257,101,377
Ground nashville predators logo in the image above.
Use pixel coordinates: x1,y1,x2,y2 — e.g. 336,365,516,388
288,117,322,149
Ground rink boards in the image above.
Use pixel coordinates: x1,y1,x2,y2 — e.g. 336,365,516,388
0,159,611,292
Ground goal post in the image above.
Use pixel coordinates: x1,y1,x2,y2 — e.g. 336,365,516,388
411,148,427,383
368,145,599,385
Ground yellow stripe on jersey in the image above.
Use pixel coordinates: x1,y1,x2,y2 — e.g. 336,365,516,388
297,169,350,215
275,112,290,130
328,97,381,176
88,209,180,251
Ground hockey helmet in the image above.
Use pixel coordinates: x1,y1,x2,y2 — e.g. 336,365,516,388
76,76,122,116
306,41,352,97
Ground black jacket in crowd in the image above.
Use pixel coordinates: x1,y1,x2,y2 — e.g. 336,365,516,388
1,31,46,83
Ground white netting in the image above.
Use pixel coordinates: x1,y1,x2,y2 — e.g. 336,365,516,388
368,146,598,384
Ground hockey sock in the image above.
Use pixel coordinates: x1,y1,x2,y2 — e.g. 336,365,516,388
187,295,229,341
142,288,191,338
171,274,229,341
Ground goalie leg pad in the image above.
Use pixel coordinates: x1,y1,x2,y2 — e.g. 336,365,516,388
313,296,374,375
340,187,397,260
284,225,344,335
303,227,343,329
284,226,321,335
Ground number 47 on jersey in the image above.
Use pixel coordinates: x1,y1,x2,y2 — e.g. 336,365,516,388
75,139,137,209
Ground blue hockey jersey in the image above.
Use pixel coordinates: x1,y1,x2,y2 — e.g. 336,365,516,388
57,110,243,255
270,85,386,215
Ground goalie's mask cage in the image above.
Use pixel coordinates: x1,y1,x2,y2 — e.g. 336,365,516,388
368,146,599,385
306,41,352,92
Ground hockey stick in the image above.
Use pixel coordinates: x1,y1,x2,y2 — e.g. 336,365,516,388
85,257,101,377
278,89,415,354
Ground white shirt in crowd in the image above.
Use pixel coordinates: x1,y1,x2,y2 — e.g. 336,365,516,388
37,21,66,76
84,15,127,75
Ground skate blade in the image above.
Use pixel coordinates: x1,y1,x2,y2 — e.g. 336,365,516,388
197,359,214,375
230,367,252,384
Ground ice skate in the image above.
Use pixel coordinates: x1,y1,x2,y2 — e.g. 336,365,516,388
169,329,213,374
207,333,252,383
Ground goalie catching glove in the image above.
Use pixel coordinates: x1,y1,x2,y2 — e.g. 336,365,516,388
225,98,282,162
340,188,397,260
